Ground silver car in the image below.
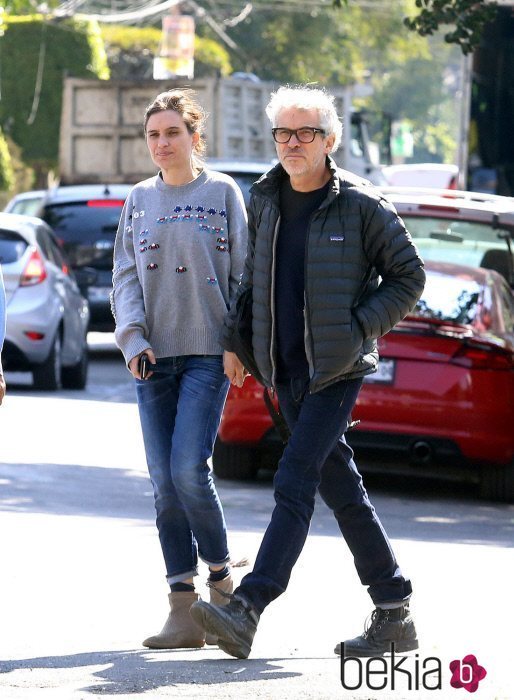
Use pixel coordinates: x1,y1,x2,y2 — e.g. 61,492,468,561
0,212,90,390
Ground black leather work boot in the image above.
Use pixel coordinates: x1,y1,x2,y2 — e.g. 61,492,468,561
335,603,419,657
190,593,259,659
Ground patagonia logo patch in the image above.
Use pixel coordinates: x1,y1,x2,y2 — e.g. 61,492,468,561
330,235,345,242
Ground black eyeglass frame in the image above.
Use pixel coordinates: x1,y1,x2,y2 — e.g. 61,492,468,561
271,126,327,144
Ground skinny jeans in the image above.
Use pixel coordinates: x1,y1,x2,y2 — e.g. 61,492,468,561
236,376,412,614
135,355,230,585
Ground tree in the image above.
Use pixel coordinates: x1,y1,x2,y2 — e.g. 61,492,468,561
2,0,59,12
202,2,420,86
0,16,109,185
403,0,498,54
332,0,498,55
100,25,232,80
369,38,462,163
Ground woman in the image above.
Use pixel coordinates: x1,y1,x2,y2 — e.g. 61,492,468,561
111,89,247,649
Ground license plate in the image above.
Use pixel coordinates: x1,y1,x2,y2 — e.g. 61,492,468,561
364,358,395,384
88,286,112,301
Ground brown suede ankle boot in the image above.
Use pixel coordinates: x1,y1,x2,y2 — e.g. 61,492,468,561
205,573,233,645
142,590,205,649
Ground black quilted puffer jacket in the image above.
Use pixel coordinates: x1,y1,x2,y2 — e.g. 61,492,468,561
222,157,426,393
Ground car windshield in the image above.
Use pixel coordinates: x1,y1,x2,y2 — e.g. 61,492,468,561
42,201,123,269
412,270,483,325
402,216,511,271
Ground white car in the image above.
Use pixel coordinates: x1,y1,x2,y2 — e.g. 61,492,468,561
382,186,514,286
382,163,459,189
0,212,90,390
4,189,46,216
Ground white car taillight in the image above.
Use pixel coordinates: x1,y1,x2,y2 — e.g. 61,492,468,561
19,247,47,286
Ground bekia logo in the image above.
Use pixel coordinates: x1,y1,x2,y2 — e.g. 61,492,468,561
449,655,487,693
340,645,487,693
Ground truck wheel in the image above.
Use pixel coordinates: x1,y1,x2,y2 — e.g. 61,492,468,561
32,333,62,391
62,338,89,389
479,462,514,502
212,439,259,480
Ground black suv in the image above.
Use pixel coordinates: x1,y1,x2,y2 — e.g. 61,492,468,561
7,184,131,331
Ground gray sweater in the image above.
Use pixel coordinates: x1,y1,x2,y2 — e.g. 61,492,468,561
112,169,248,364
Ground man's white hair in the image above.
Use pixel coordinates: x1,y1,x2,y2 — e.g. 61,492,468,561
265,85,342,153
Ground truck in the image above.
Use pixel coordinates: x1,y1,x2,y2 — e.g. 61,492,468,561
58,76,386,186
457,3,514,195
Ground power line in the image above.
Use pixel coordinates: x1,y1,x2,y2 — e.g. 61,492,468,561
55,0,183,22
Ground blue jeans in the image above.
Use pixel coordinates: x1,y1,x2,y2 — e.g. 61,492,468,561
236,376,412,615
135,355,231,584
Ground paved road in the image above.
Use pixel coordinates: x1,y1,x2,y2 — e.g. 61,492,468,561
0,335,512,699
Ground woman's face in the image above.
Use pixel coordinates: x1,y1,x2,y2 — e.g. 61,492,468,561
145,109,199,173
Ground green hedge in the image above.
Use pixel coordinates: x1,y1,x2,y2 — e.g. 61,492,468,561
0,128,14,191
0,15,109,173
100,24,232,78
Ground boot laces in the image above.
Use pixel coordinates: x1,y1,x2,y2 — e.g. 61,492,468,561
363,608,390,640
206,580,233,600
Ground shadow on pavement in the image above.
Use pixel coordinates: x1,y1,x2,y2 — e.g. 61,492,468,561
0,461,512,547
0,649,303,693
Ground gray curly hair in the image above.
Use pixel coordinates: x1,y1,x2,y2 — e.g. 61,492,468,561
265,85,342,153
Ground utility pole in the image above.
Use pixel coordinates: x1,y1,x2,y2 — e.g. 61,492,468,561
456,51,472,190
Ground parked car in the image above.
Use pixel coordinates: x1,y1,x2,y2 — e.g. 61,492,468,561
5,168,270,331
4,189,46,216
0,212,90,390
5,184,131,331
382,163,459,189
213,259,514,502
382,187,514,286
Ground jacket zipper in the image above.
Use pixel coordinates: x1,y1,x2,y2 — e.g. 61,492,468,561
269,213,281,387
304,212,315,386
304,196,333,391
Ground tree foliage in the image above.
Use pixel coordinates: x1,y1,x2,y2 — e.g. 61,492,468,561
100,25,232,79
329,0,497,55
402,1,498,54
200,2,422,86
0,129,14,192
2,0,59,11
0,16,109,180
370,46,460,162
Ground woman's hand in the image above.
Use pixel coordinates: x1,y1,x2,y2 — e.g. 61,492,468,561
129,348,156,380
0,372,6,405
223,351,247,388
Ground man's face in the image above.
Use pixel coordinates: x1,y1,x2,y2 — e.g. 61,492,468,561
273,107,334,181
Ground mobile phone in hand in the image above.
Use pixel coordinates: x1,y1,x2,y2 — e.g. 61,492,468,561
138,353,149,379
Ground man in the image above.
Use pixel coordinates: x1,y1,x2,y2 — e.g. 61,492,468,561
191,85,426,660
0,266,6,405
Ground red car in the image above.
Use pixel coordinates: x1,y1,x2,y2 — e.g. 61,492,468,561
213,259,514,502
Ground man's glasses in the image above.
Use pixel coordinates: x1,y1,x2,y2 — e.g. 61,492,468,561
271,127,326,144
